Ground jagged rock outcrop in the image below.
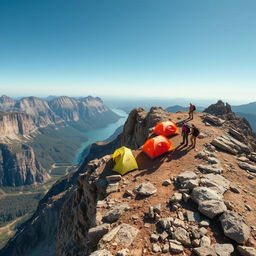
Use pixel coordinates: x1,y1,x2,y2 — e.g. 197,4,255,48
204,100,232,116
0,144,49,186
204,100,256,150
121,107,172,148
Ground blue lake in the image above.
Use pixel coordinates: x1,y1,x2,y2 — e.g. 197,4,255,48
74,109,128,163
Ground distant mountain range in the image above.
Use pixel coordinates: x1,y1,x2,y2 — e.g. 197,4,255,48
165,105,204,113
232,102,256,131
232,102,256,114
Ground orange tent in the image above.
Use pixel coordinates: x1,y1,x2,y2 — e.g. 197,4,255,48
142,135,174,159
153,121,179,136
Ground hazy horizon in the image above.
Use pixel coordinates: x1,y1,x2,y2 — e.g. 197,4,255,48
1,94,253,107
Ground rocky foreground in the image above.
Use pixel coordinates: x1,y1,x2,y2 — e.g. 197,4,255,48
1,101,256,256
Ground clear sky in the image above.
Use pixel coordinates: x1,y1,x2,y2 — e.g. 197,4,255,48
0,0,255,102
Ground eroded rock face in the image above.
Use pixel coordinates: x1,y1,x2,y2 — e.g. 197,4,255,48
0,144,49,186
0,112,38,139
121,107,172,149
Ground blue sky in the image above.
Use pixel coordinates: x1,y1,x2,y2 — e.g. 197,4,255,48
0,0,255,102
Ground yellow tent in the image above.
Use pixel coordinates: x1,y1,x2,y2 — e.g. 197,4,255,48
112,146,138,175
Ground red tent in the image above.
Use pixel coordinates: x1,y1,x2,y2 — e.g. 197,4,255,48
142,135,174,159
153,121,179,137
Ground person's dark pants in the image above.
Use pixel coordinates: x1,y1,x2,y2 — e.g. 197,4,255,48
182,133,188,146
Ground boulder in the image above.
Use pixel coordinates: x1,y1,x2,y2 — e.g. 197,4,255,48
193,246,217,256
207,157,220,165
150,233,159,242
237,156,250,162
238,162,256,173
162,243,170,253
200,174,230,195
198,164,222,174
104,204,130,223
204,114,225,126
159,217,173,229
211,137,238,155
170,193,183,202
100,223,139,246
213,243,234,256
152,243,161,253
219,211,251,244
237,246,256,256
169,240,184,254
105,175,122,182
228,135,251,154
106,182,119,195
200,236,211,246
229,127,245,142
193,243,234,256
186,210,202,222
191,187,222,204
172,227,191,246
134,183,157,196
177,171,197,183
88,224,111,244
198,200,227,219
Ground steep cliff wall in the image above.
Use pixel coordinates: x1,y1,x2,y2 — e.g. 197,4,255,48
49,96,120,126
0,144,50,186
0,112,38,140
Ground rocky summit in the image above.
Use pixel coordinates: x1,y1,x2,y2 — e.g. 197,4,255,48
1,101,256,256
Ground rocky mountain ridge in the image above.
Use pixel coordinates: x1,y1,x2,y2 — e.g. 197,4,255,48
1,101,256,256
0,144,49,186
0,95,120,139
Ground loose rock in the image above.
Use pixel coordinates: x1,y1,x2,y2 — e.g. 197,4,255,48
134,183,157,196
219,211,251,244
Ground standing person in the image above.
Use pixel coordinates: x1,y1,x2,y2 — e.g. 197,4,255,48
190,124,200,148
181,122,190,146
188,103,196,119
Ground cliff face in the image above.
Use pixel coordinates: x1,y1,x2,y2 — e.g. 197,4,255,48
121,107,172,148
49,96,119,126
0,144,49,186
0,112,38,139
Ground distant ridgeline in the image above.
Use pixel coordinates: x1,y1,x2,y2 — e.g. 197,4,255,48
0,95,120,187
